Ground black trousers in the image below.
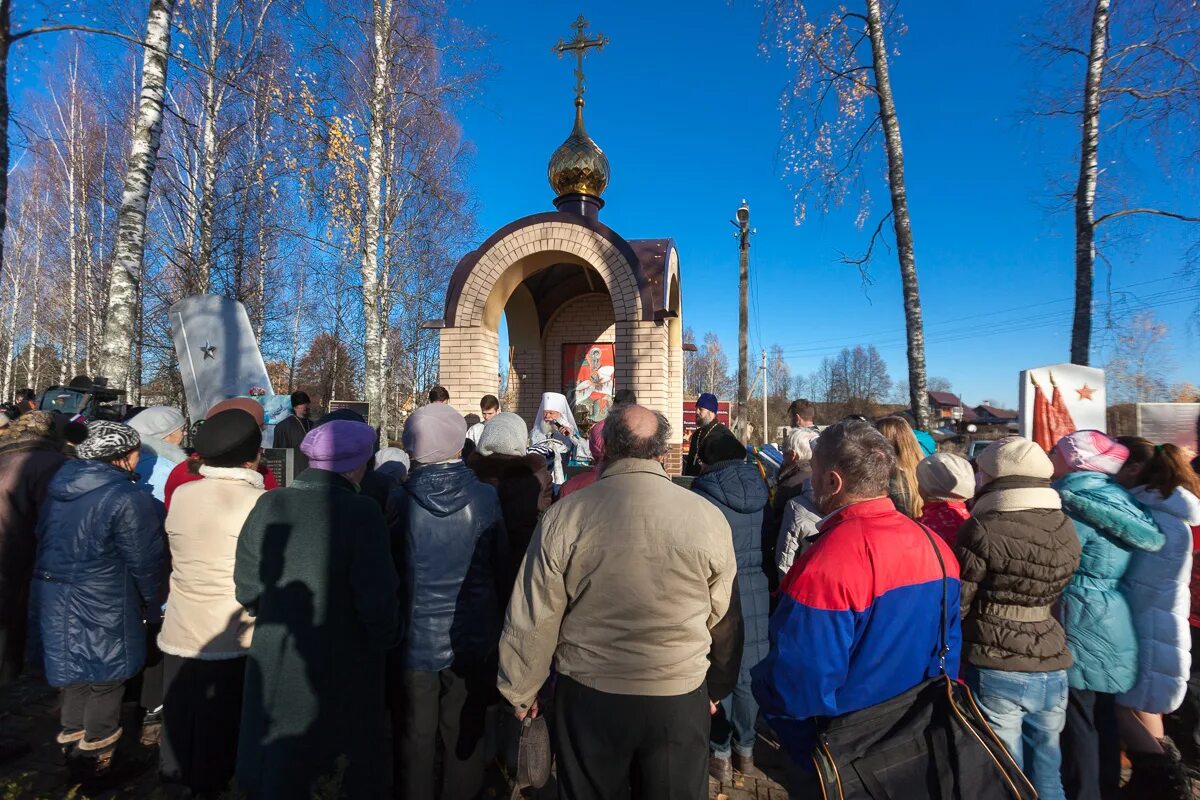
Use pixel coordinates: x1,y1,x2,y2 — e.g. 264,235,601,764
392,664,492,800
1165,626,1200,771
61,682,124,743
159,654,245,793
1061,688,1121,800
553,675,709,800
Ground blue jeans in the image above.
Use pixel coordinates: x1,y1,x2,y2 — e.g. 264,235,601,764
710,669,758,759
965,666,1068,800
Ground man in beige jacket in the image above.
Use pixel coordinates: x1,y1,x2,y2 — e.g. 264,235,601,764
498,403,742,800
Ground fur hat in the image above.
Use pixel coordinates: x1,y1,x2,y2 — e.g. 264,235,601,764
916,452,975,501
1055,429,1128,475
76,420,141,461
976,436,1054,482
477,412,529,458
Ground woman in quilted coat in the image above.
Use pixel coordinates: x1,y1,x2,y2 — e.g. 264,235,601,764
1113,437,1200,799
28,421,167,782
691,427,769,784
1051,430,1163,800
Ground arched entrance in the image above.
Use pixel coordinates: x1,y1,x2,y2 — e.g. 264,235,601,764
434,214,685,471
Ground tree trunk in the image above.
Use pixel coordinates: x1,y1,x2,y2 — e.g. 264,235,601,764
359,0,391,428
1071,0,1109,366
196,0,221,295
865,0,929,431
2,269,20,400
25,207,40,391
98,0,174,388
0,2,10,286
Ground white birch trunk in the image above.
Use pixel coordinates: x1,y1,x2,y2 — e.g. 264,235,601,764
359,0,392,429
25,207,40,390
2,270,19,400
865,0,929,430
98,0,174,388
1071,0,1109,366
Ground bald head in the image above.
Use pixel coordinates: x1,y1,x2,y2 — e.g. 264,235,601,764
603,403,671,462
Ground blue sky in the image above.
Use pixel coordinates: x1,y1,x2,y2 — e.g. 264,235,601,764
452,0,1200,408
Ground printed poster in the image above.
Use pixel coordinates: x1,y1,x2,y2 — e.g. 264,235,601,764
563,343,615,424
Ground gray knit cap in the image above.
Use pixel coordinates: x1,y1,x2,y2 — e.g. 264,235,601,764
128,405,186,439
76,420,141,461
477,412,529,458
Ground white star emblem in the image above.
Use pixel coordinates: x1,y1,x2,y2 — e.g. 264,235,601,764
201,341,217,360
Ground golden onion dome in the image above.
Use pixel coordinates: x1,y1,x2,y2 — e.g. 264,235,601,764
548,98,609,198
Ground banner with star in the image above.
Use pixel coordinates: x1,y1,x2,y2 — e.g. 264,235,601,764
1019,363,1107,449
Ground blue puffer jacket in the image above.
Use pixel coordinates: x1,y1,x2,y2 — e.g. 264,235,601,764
692,460,771,678
387,461,509,672
1055,470,1163,694
29,459,167,687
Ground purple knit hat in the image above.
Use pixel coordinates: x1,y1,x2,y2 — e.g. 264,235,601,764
300,419,376,472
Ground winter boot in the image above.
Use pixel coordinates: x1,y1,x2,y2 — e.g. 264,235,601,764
733,752,761,777
709,754,732,784
1122,737,1192,800
67,727,122,786
140,706,162,747
55,729,84,759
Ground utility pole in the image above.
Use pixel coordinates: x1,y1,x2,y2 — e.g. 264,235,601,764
734,200,751,420
761,348,768,445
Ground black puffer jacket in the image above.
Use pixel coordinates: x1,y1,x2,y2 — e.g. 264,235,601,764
955,475,1082,672
387,461,509,672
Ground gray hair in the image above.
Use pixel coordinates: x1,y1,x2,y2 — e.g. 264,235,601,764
783,427,815,461
603,405,672,461
812,419,895,498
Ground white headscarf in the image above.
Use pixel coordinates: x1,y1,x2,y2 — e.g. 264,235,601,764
534,392,580,437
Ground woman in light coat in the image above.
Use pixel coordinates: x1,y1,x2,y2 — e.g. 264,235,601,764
127,406,188,502
1113,437,1200,800
159,409,265,794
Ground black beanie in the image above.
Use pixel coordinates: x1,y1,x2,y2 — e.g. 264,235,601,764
195,409,262,468
290,390,311,408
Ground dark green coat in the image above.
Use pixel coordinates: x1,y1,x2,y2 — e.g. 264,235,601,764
234,468,399,799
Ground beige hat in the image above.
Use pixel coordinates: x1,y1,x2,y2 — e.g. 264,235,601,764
916,452,975,502
976,436,1053,483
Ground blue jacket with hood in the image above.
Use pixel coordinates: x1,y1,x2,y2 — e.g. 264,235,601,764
29,458,166,687
387,461,509,672
692,460,771,676
1055,470,1164,693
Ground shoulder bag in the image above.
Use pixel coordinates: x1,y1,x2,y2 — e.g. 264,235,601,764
809,525,1038,800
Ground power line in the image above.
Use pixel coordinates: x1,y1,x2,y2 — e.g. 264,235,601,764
775,279,1194,356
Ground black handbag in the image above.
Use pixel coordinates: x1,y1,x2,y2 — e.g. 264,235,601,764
809,526,1038,800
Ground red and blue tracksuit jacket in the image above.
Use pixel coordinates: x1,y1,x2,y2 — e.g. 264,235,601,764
751,497,962,764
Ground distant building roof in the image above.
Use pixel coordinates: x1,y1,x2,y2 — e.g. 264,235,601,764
974,404,1018,421
962,406,980,422
928,391,963,407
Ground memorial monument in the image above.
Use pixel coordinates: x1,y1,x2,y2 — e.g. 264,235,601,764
432,16,687,470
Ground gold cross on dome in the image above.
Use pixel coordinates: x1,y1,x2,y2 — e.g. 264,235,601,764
552,14,609,102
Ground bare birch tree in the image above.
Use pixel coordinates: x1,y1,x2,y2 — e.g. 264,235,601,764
760,0,930,428
98,0,174,386
1035,0,1200,365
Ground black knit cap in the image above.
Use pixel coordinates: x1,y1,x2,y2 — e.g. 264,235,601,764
194,409,262,468
699,427,747,466
290,390,311,407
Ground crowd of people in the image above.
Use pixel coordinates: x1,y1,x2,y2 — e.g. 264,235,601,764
0,385,1198,800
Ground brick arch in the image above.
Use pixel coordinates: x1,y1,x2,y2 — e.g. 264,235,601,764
449,218,643,331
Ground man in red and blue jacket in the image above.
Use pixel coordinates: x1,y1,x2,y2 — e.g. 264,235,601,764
751,419,962,766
